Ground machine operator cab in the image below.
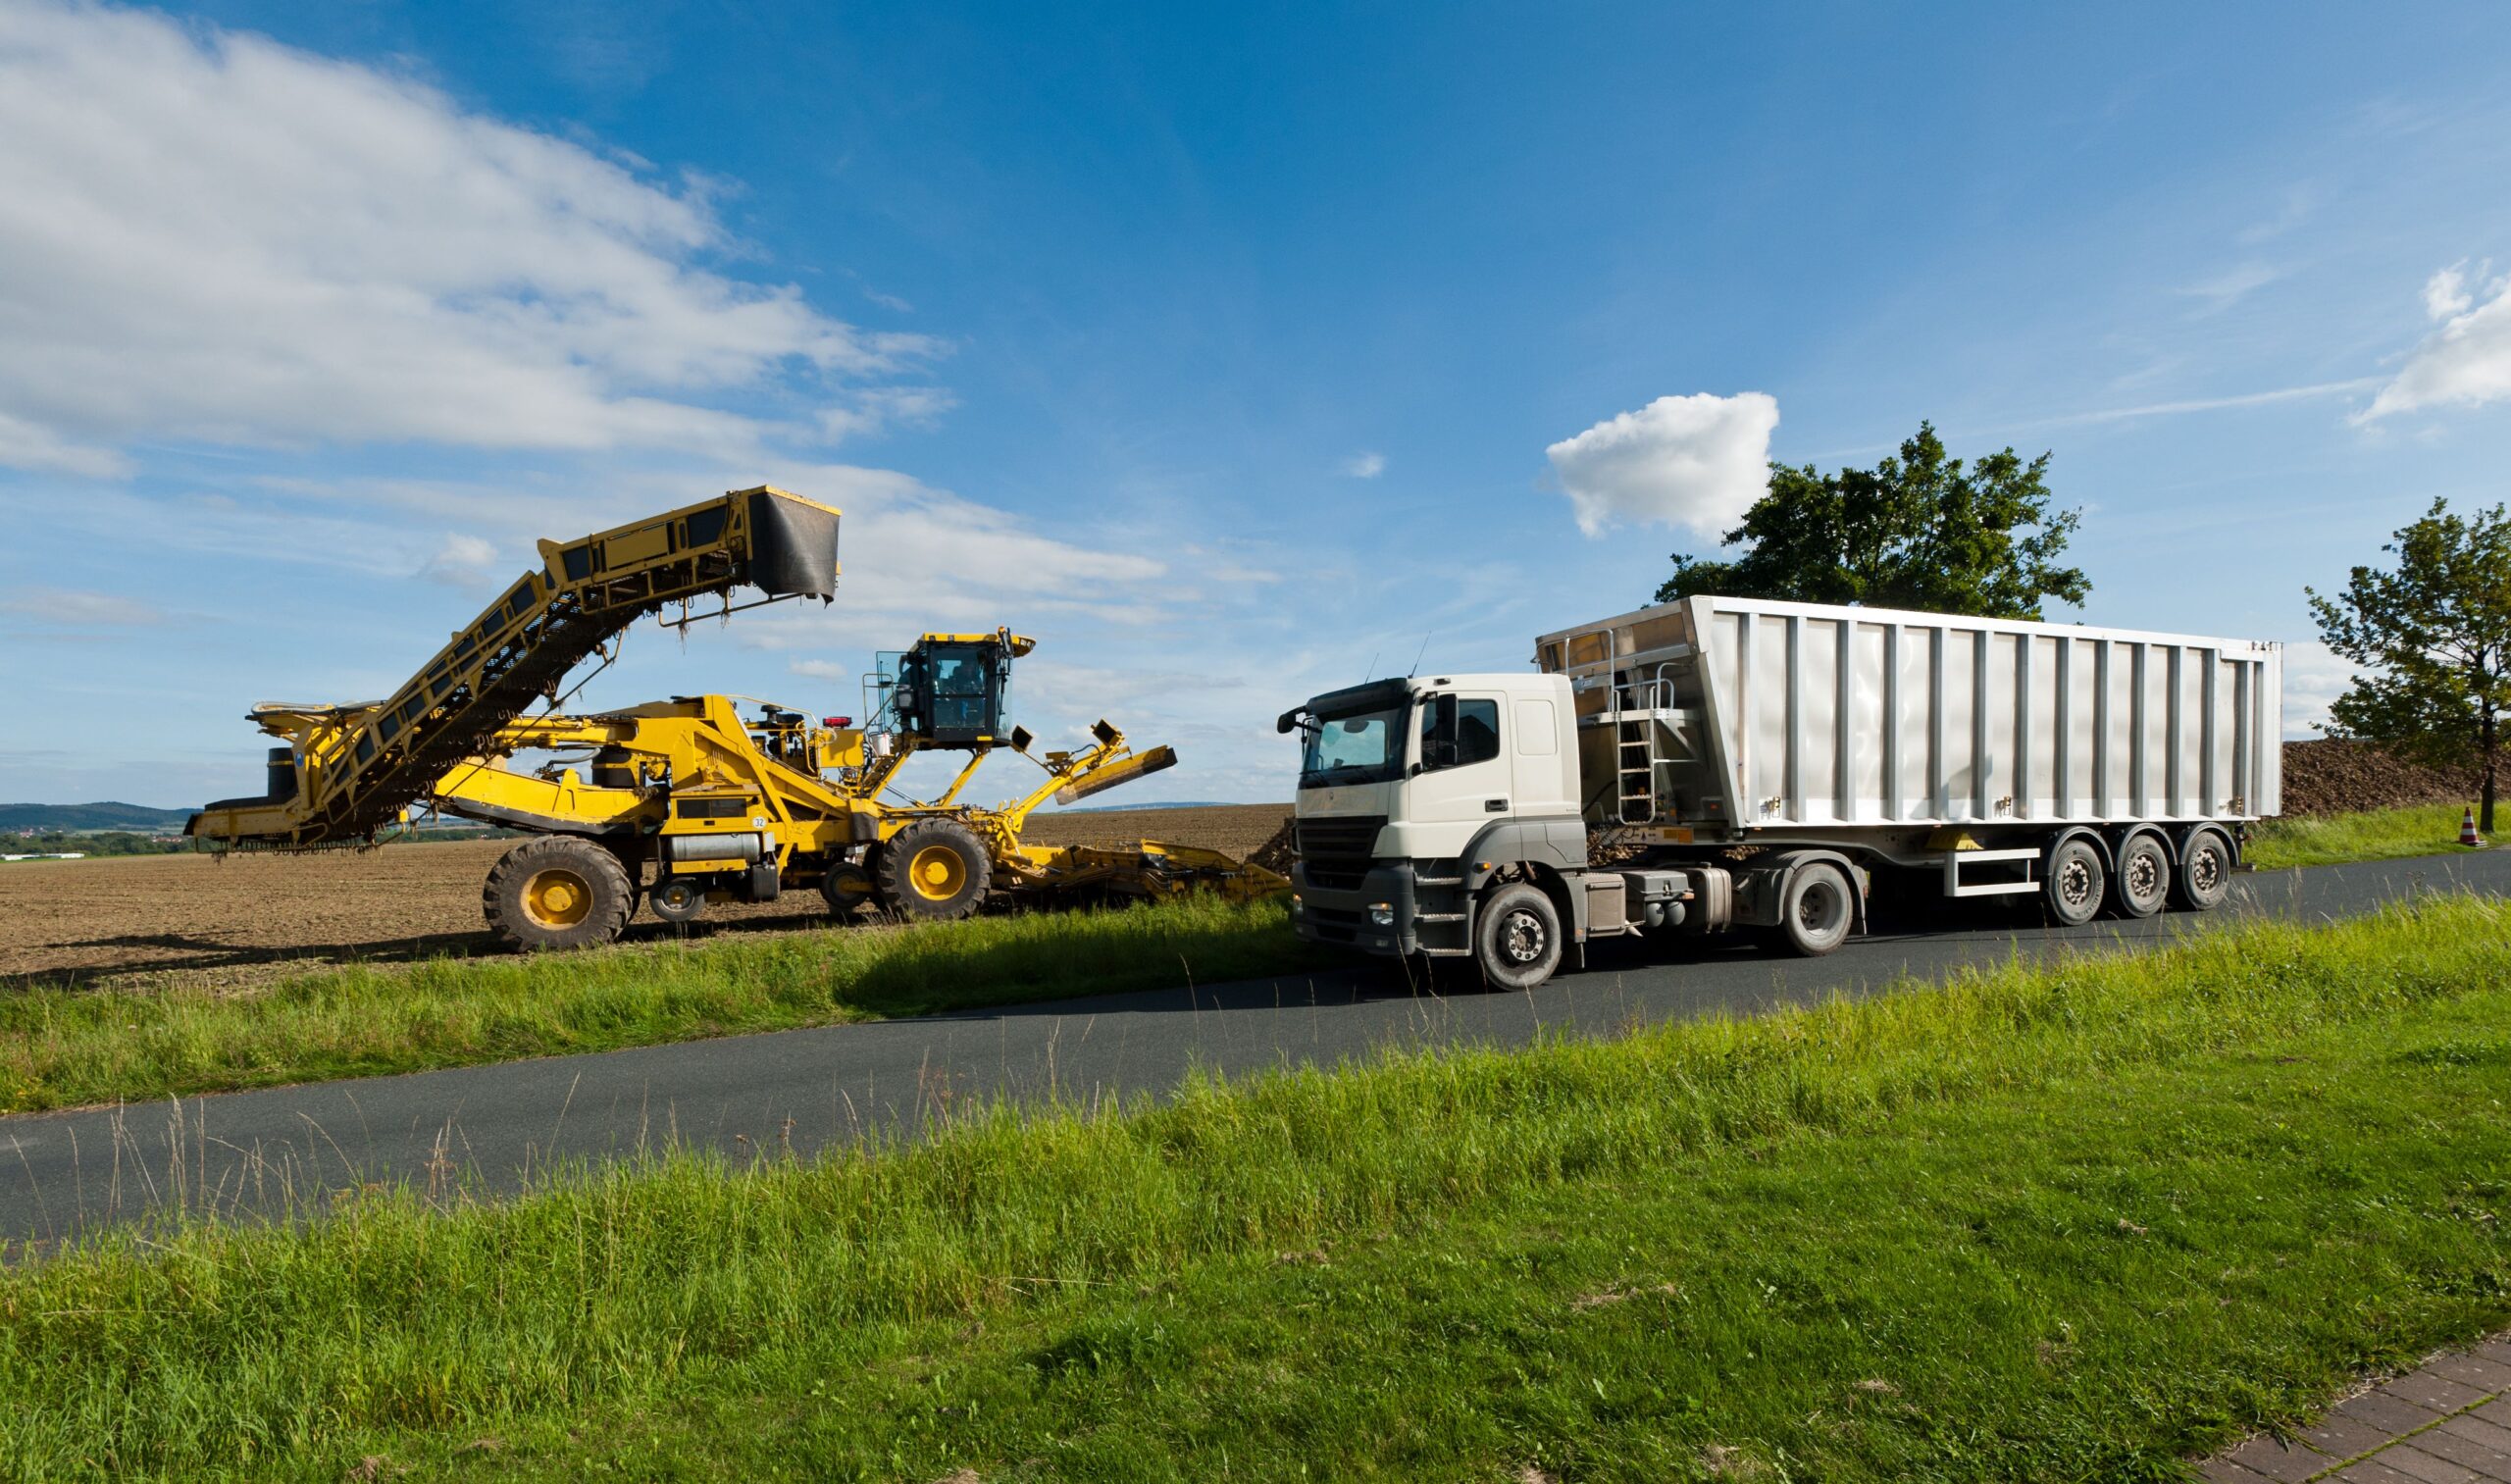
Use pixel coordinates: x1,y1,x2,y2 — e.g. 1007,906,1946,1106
867,630,1034,747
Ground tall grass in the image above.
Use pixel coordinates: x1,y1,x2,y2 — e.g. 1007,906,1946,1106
2248,801,2475,869
2,896,2505,1478
0,895,1318,1112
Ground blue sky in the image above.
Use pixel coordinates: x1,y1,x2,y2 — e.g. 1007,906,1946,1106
4,1,2511,809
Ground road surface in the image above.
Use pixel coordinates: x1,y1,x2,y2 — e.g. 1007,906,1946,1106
3,849,2502,1251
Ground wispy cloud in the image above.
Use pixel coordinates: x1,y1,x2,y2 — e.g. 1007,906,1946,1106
1338,450,1386,479
0,1,939,477
2038,379,2383,429
0,587,166,626
2178,261,2282,314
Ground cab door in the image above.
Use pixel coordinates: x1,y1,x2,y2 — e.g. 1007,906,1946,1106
1404,691,1511,852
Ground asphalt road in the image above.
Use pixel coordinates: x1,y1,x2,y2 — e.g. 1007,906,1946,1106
5,848,2505,1251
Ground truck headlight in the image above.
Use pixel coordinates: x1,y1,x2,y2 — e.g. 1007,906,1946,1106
1367,901,1395,927
1289,893,1303,914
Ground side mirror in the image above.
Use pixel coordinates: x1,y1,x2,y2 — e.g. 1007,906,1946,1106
1010,725,1034,754
1424,738,1460,769
1276,709,1301,735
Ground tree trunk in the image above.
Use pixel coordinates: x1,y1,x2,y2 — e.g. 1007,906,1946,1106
2485,708,2500,835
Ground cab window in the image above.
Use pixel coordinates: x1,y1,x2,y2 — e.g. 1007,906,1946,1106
1419,695,1501,771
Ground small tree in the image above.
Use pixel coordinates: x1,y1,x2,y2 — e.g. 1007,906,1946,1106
2307,497,2511,831
1657,421,2089,619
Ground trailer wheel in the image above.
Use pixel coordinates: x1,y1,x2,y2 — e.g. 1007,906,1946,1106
484,836,635,951
2174,827,2234,911
2111,834,2169,918
877,819,993,920
2044,837,2106,927
1475,883,1563,990
1775,861,1855,956
648,877,707,926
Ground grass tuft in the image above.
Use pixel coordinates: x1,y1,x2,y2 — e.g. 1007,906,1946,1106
2247,802,2476,869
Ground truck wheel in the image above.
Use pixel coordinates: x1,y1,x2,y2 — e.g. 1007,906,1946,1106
2111,834,2169,918
877,819,993,921
820,862,874,915
1475,883,1563,990
1775,861,1855,956
2174,827,2234,911
2044,837,2106,927
484,836,635,951
648,877,707,925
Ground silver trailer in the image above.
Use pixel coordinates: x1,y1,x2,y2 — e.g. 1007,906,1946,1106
1282,595,2281,988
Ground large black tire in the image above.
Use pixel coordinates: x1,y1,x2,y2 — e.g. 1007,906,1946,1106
484,837,635,951
819,861,875,915
2111,833,2170,918
876,819,993,921
1775,861,1856,956
2174,827,2235,911
1475,882,1563,990
2044,837,2106,927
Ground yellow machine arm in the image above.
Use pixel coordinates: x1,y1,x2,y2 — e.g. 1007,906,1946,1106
188,486,842,848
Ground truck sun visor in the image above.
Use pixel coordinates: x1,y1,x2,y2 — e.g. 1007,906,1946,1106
748,489,842,599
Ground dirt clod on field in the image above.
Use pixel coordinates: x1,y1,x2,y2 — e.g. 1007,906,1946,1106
0,804,1292,993
2280,739,2478,817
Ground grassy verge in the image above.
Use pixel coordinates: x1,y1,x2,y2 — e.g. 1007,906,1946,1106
3,897,2505,1480
2248,802,2476,869
0,896,1322,1113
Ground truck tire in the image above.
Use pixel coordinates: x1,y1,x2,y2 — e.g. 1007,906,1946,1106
877,819,993,921
2174,827,2234,911
648,876,707,925
820,861,874,915
2111,833,2169,918
1475,882,1563,990
1775,861,1855,956
484,836,635,951
2044,837,2106,927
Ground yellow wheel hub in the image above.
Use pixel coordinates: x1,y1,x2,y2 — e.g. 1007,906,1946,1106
522,867,593,929
907,844,968,900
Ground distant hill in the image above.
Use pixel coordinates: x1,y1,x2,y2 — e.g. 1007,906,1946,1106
0,801,194,833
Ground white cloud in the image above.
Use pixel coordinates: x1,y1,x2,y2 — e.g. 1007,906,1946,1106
2280,640,2356,738
417,533,501,586
0,1,934,475
0,587,165,625
2178,261,2281,313
1545,392,1778,538
2361,261,2511,420
1339,451,1386,479
789,658,850,682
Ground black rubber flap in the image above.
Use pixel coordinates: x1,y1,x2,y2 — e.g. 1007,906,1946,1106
747,490,841,598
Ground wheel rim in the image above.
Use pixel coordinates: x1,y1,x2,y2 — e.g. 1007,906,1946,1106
656,882,697,914
908,844,968,901
2057,855,2094,908
523,867,593,929
1799,882,1844,939
2192,844,2225,896
2127,848,2162,902
1500,908,1549,965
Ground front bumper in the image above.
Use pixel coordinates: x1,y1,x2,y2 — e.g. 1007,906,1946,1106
1289,860,1468,957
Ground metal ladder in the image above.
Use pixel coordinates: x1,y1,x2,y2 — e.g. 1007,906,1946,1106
1613,668,1660,824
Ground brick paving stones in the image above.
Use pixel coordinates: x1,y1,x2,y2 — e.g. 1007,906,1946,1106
2202,1333,2511,1483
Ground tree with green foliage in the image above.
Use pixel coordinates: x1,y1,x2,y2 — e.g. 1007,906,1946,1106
1656,422,2090,619
2307,497,2511,831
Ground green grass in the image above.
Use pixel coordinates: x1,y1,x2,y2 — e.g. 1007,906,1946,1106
2247,802,2477,870
3,897,2505,1480
0,896,1323,1113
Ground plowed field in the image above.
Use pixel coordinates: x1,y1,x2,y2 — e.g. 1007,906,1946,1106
0,804,1291,991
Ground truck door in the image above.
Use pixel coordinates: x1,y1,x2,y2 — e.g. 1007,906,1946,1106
1408,691,1511,847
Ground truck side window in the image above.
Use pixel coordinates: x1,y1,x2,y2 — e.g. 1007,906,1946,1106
1420,695,1501,772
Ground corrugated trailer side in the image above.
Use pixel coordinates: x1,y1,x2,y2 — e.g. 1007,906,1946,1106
1537,596,2281,832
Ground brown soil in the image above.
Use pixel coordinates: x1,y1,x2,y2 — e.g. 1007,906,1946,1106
2280,739,2480,817
0,804,1291,993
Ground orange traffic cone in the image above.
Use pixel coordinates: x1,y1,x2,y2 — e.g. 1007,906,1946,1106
2460,806,2485,848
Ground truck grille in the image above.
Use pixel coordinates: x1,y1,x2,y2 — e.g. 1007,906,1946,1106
1294,814,1385,890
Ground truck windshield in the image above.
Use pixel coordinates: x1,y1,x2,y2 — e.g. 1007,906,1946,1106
1299,704,1407,788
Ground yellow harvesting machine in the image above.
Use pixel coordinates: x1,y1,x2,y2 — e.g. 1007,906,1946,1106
188,486,1283,949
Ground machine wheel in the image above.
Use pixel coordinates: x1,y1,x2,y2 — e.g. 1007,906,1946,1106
2044,837,2106,927
876,819,993,920
1775,861,1856,956
2111,833,2170,918
819,861,875,915
648,877,708,926
484,836,635,951
2174,827,2235,911
1475,882,1563,990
